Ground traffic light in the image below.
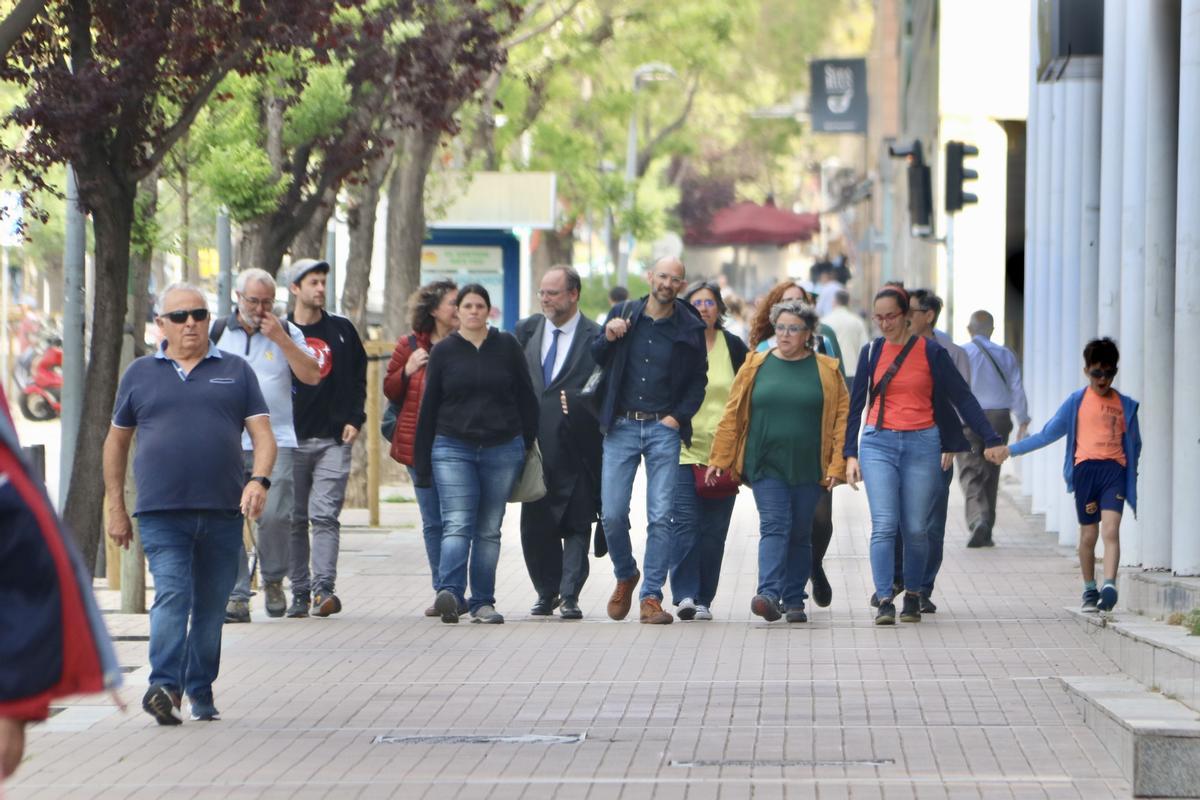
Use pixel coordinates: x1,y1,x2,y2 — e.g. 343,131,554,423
945,141,978,213
889,139,932,236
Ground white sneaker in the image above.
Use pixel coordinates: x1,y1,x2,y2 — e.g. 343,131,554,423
677,598,697,620
694,605,713,621
470,604,505,624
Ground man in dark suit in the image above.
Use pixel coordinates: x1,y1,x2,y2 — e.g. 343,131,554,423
514,265,603,620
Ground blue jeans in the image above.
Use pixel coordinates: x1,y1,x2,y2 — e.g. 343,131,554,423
668,464,736,607
600,417,681,600
859,426,942,600
407,466,444,590
432,435,524,613
750,478,823,608
139,510,243,704
919,462,954,596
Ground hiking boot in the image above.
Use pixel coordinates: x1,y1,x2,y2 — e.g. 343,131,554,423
899,592,922,623
264,580,287,618
224,599,250,624
188,697,220,722
875,600,896,625
694,605,713,621
677,597,697,621
434,589,460,623
919,596,937,614
530,595,561,616
639,597,673,624
966,526,991,548
1098,583,1119,612
471,605,505,624
286,592,310,618
559,598,583,620
607,570,641,620
312,591,342,618
1080,587,1100,613
142,686,182,726
810,566,832,608
785,607,808,623
750,594,783,622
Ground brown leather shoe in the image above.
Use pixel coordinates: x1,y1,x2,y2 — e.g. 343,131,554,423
639,597,673,625
607,570,641,620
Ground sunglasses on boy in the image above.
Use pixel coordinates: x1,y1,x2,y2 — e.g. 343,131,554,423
1088,367,1118,379
160,308,210,324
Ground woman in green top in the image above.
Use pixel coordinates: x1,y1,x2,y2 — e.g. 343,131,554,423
707,300,849,623
667,281,749,621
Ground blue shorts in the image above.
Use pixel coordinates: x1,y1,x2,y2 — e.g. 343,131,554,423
1072,459,1127,524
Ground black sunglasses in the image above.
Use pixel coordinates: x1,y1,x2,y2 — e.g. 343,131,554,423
161,308,209,324
1088,367,1117,379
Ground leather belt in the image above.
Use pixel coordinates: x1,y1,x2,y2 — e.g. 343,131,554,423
620,410,667,421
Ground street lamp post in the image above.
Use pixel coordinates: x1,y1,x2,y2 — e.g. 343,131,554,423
617,62,678,286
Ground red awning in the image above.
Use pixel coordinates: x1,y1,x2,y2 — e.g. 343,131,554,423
686,201,820,247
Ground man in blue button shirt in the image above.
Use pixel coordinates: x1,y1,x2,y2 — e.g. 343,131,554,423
591,257,708,625
103,284,276,726
958,310,1031,547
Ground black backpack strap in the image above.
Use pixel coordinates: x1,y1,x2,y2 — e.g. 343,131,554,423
208,316,228,345
867,335,920,431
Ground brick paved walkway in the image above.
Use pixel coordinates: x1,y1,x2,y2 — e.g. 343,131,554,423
8,470,1130,799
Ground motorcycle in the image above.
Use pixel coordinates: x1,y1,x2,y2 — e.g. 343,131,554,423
13,334,63,421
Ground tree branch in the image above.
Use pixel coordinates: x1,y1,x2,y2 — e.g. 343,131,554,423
0,0,47,62
636,77,700,178
504,0,584,49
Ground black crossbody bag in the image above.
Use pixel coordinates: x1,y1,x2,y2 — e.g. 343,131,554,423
866,335,920,431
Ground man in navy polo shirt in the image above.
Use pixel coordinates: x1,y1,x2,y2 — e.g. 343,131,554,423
103,284,276,726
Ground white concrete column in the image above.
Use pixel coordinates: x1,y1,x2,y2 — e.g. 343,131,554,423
1079,74,1102,344
1173,0,1200,576
1042,81,1066,534
1140,0,1180,570
1098,0,1125,337
1021,5,1040,498
1058,79,1085,547
1118,3,1149,566
1030,83,1054,517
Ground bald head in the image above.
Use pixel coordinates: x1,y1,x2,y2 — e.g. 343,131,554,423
968,310,994,337
653,256,685,278
646,256,687,308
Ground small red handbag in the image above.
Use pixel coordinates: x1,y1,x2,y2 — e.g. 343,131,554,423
692,464,740,499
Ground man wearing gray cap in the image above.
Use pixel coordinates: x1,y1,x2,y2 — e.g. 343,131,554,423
286,259,367,618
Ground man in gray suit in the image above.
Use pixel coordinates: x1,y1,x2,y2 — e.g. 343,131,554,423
514,265,604,620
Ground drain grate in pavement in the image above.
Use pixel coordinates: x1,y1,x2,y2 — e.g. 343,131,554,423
374,733,585,745
671,758,894,768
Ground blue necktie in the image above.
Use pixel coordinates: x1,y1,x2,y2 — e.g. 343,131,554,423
542,328,562,387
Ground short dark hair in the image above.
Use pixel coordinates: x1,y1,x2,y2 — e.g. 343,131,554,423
909,288,943,324
875,281,909,313
834,290,851,307
546,264,582,295
1083,337,1119,367
609,285,629,304
682,280,727,328
456,283,491,309
408,279,457,334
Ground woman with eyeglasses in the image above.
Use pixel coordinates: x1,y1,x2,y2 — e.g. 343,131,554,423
666,281,750,621
383,279,458,617
749,280,846,609
707,299,848,623
413,283,538,625
843,284,1005,625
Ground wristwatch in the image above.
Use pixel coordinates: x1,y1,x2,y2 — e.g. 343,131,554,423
249,475,272,490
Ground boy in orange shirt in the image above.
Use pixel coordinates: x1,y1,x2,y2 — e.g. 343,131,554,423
993,338,1141,613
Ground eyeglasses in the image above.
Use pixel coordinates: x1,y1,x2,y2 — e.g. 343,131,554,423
873,311,904,323
653,272,687,286
160,308,209,324
1089,367,1118,379
692,298,717,308
774,324,809,336
537,289,564,298
239,295,273,308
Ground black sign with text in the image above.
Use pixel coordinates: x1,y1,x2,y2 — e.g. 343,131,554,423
810,58,868,134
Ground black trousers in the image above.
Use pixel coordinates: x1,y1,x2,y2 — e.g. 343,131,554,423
811,488,834,574
520,486,592,601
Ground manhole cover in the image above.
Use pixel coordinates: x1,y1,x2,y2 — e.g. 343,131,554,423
671,758,894,768
374,733,585,745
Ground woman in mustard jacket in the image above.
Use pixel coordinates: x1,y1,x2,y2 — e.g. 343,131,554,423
706,299,849,623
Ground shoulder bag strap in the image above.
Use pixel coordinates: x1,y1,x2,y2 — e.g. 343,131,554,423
975,341,1009,387
867,335,920,431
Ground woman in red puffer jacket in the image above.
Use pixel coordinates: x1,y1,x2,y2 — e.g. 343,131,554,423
384,279,458,615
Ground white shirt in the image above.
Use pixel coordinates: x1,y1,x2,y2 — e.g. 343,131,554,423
964,335,1030,424
821,306,870,374
815,280,845,317
934,329,971,382
539,310,581,383
216,314,314,449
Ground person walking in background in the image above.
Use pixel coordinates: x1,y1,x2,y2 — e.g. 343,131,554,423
214,268,320,624
287,259,367,620
994,338,1139,613
822,291,869,387
750,279,845,608
706,299,848,624
960,310,1030,547
843,284,1004,626
667,280,749,622
414,284,538,625
384,279,459,617
596,285,630,325
591,257,708,626
104,284,275,724
515,266,604,620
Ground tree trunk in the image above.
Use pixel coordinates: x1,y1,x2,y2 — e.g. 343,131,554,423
383,127,439,341
178,150,191,283
63,177,136,573
342,145,396,332
530,225,575,305
129,172,157,358
290,191,335,263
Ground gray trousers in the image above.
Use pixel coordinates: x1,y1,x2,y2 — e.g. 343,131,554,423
289,437,352,595
956,409,1014,534
230,447,295,602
